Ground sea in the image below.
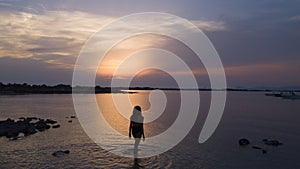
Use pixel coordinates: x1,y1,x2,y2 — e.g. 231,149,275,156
0,91,299,168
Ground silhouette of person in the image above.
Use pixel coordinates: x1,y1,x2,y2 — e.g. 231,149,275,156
129,106,145,166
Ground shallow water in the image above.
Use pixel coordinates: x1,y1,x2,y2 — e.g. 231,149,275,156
0,91,300,168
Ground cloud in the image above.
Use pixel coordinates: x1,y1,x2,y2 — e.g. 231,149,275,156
0,9,229,87
224,61,300,87
288,15,300,22
225,63,283,76
0,9,227,69
191,20,227,32
101,59,300,88
0,10,114,60
31,54,76,69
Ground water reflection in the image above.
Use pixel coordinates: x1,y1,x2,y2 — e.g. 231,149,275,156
94,90,183,158
96,91,180,138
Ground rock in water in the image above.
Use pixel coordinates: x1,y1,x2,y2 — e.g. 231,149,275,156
252,146,262,150
45,119,57,124
35,120,51,132
263,139,283,146
239,138,250,146
0,117,58,139
52,124,60,128
52,150,70,157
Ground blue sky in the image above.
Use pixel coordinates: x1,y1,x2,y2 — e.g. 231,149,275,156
0,0,299,88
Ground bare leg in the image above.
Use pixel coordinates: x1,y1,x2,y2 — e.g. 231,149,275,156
134,138,141,166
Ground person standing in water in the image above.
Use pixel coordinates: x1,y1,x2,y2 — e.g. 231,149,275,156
129,106,145,164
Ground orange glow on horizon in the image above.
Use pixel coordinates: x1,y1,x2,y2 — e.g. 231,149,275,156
96,34,168,78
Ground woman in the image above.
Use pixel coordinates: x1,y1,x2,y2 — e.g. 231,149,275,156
129,106,145,140
129,106,145,162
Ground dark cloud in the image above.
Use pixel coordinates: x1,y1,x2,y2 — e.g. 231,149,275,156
31,54,76,67
26,36,83,54
0,56,72,85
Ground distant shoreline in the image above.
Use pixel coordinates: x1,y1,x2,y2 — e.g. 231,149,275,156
0,82,299,95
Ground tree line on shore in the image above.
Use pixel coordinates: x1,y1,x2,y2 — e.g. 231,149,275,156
0,82,111,94
1,82,298,95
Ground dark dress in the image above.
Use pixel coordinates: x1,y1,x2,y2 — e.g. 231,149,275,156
130,121,144,138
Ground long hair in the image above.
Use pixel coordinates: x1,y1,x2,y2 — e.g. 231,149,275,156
130,106,144,123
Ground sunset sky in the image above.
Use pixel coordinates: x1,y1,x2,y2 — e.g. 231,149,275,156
0,0,299,88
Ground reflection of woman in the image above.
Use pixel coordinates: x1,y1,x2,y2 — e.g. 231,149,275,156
129,106,145,163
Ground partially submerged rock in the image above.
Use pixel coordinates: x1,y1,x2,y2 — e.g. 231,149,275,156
252,146,262,150
263,139,283,146
35,120,51,132
239,138,282,155
52,150,70,157
45,119,57,124
0,117,60,140
52,124,60,128
239,138,250,146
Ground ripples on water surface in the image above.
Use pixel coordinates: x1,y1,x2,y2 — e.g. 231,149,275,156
0,91,300,168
